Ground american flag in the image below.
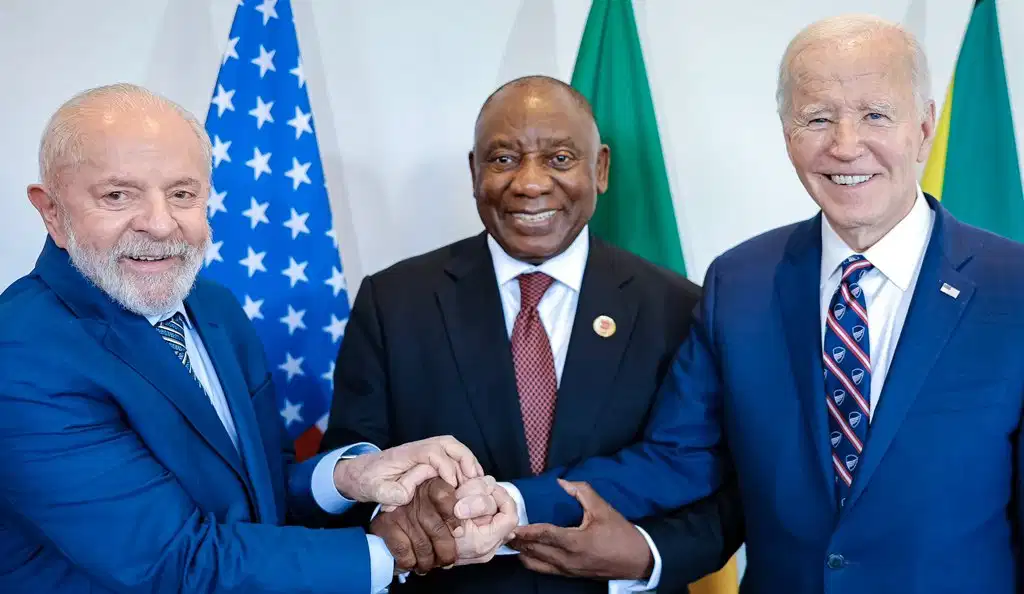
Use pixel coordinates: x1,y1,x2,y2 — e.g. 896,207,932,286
201,0,348,460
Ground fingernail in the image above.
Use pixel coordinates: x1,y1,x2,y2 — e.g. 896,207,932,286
453,527,465,538
454,501,469,517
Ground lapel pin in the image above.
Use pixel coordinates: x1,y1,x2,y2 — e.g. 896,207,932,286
593,315,616,338
940,283,960,299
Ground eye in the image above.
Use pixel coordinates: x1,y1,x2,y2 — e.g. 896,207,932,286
105,191,128,201
172,190,196,200
809,118,830,125
866,112,887,121
550,152,575,168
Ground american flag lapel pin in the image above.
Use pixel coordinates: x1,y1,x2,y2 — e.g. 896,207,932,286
940,283,960,299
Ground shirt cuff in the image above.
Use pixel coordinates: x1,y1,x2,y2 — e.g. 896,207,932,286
607,525,662,593
366,534,396,593
496,481,528,556
311,442,381,514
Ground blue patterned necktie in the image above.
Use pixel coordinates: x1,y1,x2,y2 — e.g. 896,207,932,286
155,312,202,387
823,255,874,507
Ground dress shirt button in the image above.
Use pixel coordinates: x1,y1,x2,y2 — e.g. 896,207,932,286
826,554,845,569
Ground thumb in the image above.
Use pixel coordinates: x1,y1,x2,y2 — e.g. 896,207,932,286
557,479,609,515
373,481,412,507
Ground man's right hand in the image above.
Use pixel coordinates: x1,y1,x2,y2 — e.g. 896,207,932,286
332,436,484,506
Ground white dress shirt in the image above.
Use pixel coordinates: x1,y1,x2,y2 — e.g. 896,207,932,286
819,186,935,419
486,227,663,593
147,305,393,594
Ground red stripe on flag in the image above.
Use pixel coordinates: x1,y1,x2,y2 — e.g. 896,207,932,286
294,425,324,462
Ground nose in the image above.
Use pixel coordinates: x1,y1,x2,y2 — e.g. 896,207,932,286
131,192,178,240
829,119,865,161
509,156,554,199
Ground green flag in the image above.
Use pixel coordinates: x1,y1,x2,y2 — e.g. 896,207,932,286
571,0,687,275
921,0,1024,240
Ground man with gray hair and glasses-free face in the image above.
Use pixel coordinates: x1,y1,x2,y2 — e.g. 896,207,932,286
507,15,1024,593
0,83,513,594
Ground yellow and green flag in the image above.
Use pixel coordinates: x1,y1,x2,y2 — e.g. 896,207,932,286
571,1,737,592
570,0,688,276
922,0,1024,240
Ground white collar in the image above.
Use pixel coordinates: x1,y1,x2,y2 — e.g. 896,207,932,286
486,225,590,292
144,301,190,328
821,185,934,291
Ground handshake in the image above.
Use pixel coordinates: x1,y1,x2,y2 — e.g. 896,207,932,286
331,435,519,574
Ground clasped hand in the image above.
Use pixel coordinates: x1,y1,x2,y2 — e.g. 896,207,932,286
370,475,518,575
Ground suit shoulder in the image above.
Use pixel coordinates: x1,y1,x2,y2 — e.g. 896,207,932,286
597,240,701,300
364,235,481,290
0,273,68,339
710,220,809,275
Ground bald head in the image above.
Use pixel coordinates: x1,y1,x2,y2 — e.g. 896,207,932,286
776,15,931,122
475,75,597,138
39,83,212,194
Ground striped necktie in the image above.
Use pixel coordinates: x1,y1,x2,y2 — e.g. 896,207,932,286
155,312,202,387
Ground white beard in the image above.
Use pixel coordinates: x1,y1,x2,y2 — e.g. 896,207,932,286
63,216,209,317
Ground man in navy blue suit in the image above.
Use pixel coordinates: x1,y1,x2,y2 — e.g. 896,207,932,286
507,14,1024,593
0,83,514,593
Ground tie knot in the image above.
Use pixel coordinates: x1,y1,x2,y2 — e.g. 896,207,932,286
157,312,187,332
518,272,554,310
840,255,873,284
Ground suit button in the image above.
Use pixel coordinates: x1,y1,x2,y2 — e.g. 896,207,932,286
826,554,845,569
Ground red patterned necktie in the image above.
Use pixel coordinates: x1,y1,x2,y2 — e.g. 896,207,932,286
511,272,557,475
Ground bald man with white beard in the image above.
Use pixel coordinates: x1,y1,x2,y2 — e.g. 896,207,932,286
0,83,514,594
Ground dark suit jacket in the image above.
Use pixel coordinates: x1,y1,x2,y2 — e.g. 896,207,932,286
321,231,743,593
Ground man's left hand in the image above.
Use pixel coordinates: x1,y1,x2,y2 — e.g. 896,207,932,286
508,479,653,581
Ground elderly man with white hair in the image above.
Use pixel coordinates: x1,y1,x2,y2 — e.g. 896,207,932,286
0,83,516,594
507,14,1024,593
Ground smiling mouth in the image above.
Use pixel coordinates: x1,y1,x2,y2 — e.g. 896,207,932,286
827,174,876,186
511,210,557,223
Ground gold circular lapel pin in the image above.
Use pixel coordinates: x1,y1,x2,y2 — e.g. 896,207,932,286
593,315,616,338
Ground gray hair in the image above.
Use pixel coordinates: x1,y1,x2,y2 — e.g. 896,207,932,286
38,83,212,192
776,14,932,122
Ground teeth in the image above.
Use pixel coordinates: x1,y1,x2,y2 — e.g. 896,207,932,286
131,256,166,261
513,211,556,223
830,174,873,186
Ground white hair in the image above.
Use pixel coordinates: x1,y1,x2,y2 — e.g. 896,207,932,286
776,14,932,122
38,82,212,192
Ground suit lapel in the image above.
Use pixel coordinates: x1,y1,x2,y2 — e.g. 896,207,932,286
436,234,532,478
547,239,637,469
775,216,836,501
186,294,273,522
844,201,975,510
101,313,248,484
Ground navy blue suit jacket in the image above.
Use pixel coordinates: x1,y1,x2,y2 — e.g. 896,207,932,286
515,196,1024,593
0,238,369,593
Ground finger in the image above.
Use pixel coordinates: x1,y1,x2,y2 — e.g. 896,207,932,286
438,436,483,481
557,479,610,515
382,504,398,513
510,540,572,567
416,494,458,569
510,523,570,547
519,552,567,576
454,476,495,499
426,478,460,532
425,450,459,488
401,508,437,575
377,517,417,572
394,464,438,503
454,493,497,520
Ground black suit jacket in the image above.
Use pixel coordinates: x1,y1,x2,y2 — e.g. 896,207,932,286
321,232,743,593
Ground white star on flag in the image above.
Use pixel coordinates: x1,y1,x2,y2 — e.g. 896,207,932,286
280,305,307,335
326,227,338,248
239,246,268,277
287,106,313,139
246,147,272,180
284,158,312,190
283,208,310,239
255,0,279,26
243,295,265,320
323,314,347,343
205,241,224,266
248,96,275,129
242,197,270,229
290,58,306,88
321,361,335,388
211,85,236,117
222,36,240,65
208,188,228,218
279,352,305,381
280,399,303,427
325,266,347,297
212,136,232,167
281,257,309,287
251,44,277,78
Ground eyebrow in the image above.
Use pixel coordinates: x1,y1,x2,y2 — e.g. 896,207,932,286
862,101,896,114
92,176,203,191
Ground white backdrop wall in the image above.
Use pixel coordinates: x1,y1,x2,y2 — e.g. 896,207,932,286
3,0,1024,292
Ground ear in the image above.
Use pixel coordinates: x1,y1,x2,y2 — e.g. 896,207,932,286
467,150,478,197
916,99,938,163
595,144,610,194
27,184,68,248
